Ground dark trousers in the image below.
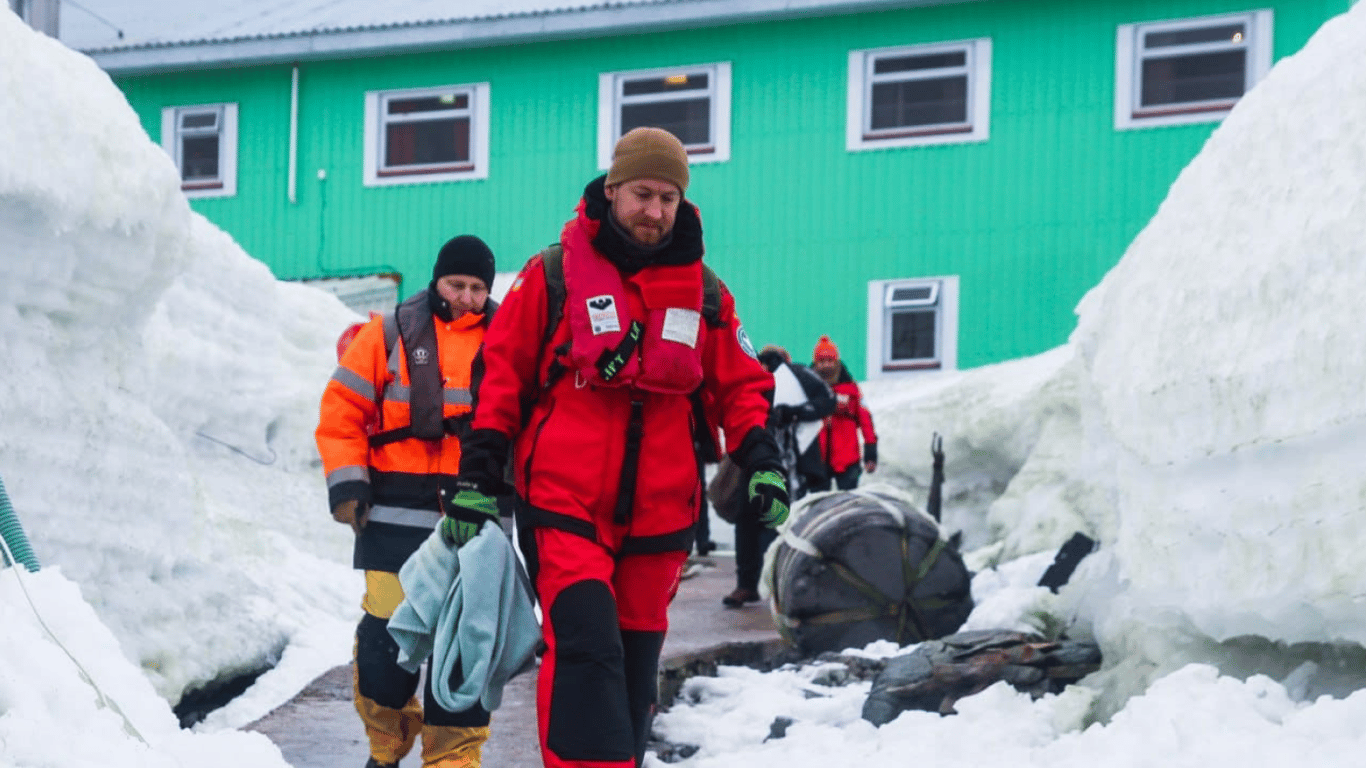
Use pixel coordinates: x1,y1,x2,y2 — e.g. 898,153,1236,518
812,465,861,492
694,494,713,553
733,511,777,592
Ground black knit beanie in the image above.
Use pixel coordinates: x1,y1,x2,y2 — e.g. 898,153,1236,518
432,235,496,288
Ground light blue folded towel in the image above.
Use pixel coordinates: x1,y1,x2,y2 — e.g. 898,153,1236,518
387,521,542,712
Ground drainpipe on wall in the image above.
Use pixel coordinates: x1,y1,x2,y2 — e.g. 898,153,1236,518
288,65,299,204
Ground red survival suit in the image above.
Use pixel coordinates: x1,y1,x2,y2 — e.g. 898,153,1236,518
462,178,775,768
819,377,879,475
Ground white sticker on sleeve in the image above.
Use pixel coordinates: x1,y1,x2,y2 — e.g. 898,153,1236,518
661,308,701,347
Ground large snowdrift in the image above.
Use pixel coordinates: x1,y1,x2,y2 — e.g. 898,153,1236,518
0,10,362,702
863,5,1366,708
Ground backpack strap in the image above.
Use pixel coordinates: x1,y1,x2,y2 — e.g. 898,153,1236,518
700,265,723,328
532,244,572,397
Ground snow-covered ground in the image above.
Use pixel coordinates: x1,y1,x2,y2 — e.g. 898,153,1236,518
5,2,1366,766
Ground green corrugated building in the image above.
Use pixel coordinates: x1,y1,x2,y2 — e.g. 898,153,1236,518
59,0,1351,379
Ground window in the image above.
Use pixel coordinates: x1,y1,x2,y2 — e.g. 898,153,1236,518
597,62,731,169
847,39,991,151
364,83,490,186
1116,10,1273,130
866,277,959,378
160,103,238,198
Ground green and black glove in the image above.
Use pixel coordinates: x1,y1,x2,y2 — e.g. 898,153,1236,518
747,468,789,528
732,426,791,529
438,479,499,547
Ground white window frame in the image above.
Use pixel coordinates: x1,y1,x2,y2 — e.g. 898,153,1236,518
866,276,959,380
1115,10,1273,131
847,39,991,152
363,83,490,187
597,62,732,170
160,103,238,199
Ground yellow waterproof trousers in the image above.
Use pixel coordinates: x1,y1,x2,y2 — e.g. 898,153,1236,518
355,571,490,767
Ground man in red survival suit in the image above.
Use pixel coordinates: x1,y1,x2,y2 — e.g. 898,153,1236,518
444,127,788,768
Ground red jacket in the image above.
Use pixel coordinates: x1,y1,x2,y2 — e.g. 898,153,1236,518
819,380,878,474
469,201,772,546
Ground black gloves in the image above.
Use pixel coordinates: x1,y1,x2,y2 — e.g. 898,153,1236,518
458,428,512,496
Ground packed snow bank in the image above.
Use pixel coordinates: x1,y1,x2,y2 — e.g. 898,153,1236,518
0,9,362,705
863,3,1366,709
0,567,294,767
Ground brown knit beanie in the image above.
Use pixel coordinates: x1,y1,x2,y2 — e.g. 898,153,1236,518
605,127,690,193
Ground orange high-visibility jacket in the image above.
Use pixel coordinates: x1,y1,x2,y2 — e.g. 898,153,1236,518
316,293,490,571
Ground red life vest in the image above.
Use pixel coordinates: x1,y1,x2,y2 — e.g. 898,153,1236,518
561,214,705,394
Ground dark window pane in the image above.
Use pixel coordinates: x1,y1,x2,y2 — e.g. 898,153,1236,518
1140,50,1245,107
871,75,967,129
621,99,711,146
891,286,934,302
388,94,468,114
890,310,937,361
874,51,966,75
1145,23,1245,49
385,117,471,166
181,135,219,180
622,73,709,96
181,112,217,130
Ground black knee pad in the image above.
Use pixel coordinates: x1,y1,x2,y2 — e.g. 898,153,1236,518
621,629,666,766
422,672,491,727
355,613,420,709
546,580,633,762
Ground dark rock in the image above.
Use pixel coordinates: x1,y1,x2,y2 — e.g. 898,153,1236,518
862,629,1102,725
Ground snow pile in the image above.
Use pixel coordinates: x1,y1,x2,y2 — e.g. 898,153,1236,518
0,568,293,767
862,2,1366,708
0,7,362,709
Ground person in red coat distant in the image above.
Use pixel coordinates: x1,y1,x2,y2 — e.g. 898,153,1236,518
810,335,878,491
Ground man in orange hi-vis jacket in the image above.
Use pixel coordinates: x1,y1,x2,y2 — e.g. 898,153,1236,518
316,235,498,768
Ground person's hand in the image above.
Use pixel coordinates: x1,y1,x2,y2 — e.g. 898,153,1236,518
747,469,789,529
864,461,877,474
438,480,499,547
332,499,370,535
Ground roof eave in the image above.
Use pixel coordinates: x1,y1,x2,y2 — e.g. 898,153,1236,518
86,0,975,75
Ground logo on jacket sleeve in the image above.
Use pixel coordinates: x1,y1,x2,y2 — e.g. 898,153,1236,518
587,295,621,335
736,325,757,359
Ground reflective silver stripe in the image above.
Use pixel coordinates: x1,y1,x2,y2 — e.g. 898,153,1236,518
325,465,369,487
330,365,376,402
384,383,412,404
388,340,403,380
368,505,442,528
376,384,470,406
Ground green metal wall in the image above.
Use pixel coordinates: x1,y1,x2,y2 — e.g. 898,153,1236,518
114,0,1347,375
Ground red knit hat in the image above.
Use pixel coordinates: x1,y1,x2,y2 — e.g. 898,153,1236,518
813,335,840,362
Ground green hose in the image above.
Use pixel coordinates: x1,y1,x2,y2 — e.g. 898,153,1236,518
0,475,41,572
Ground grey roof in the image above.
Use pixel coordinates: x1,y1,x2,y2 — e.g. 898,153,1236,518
58,0,969,74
